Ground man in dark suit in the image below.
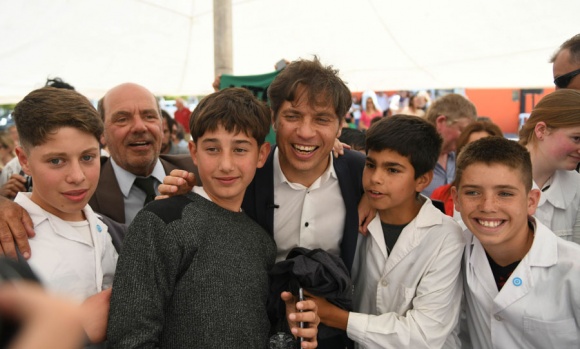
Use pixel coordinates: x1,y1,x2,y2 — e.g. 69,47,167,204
0,83,197,257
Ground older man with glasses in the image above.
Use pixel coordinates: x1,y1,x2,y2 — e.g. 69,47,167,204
552,34,580,90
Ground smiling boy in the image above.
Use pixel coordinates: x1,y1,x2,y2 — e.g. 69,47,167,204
107,88,319,349
311,115,465,348
12,87,117,301
452,136,580,348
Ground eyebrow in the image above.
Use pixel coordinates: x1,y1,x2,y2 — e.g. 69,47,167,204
366,157,405,168
460,184,519,190
201,138,253,145
40,147,100,158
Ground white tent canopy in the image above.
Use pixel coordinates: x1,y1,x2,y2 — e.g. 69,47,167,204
1,0,578,103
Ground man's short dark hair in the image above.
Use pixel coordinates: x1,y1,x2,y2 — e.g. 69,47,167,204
161,109,176,134
13,87,103,149
455,137,533,192
190,87,271,145
268,57,351,123
365,115,442,178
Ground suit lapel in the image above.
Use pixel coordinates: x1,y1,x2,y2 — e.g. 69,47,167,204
91,158,125,223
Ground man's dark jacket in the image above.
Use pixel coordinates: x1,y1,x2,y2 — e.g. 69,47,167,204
89,154,196,224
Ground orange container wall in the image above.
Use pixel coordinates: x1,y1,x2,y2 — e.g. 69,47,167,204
465,88,554,134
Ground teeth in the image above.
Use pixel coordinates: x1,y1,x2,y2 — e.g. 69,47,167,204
478,219,501,228
293,144,316,152
370,190,381,195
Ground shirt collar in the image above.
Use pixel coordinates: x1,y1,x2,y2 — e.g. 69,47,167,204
110,157,166,197
273,147,337,190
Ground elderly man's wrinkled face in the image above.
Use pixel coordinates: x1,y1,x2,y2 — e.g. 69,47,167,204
102,83,163,177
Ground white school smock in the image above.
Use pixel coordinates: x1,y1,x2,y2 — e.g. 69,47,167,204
347,198,465,349
15,193,118,301
533,169,580,244
462,218,580,348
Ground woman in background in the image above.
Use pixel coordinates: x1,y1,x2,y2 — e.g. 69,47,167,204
519,89,580,244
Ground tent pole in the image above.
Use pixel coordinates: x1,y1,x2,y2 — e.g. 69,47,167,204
213,0,233,79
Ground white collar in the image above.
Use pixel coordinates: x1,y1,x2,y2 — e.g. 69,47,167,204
272,147,337,189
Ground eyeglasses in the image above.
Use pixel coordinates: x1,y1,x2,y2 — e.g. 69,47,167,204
554,68,580,88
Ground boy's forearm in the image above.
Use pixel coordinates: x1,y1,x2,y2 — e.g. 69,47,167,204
320,306,349,330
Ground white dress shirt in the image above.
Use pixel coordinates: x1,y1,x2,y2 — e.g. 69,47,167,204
110,157,167,224
15,193,118,301
272,148,346,262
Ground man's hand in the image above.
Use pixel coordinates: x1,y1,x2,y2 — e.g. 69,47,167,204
156,169,196,200
0,174,27,200
80,288,112,344
358,193,375,236
282,291,320,348
0,196,34,259
0,282,85,349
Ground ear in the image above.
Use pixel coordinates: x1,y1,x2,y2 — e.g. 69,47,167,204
336,124,342,138
435,115,447,132
533,122,548,141
256,142,271,169
188,140,198,166
15,146,31,175
415,170,433,193
451,185,461,211
527,188,541,216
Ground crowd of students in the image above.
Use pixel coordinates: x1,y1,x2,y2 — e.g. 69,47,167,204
0,34,579,349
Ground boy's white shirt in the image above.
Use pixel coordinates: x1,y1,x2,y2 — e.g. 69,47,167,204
462,217,580,348
533,169,580,244
15,192,118,302
347,197,465,349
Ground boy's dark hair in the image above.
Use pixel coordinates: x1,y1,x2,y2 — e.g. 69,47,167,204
268,57,351,123
455,137,533,192
338,128,365,152
13,87,103,149
45,77,75,90
190,87,270,145
366,115,442,178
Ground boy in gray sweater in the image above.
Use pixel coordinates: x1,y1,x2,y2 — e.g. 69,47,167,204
107,88,319,348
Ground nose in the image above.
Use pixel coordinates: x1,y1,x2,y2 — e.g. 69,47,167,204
218,151,234,172
296,119,315,139
132,114,148,132
67,161,86,184
369,168,383,185
479,193,497,212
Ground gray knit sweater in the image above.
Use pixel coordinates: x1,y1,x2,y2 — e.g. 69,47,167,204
107,193,277,348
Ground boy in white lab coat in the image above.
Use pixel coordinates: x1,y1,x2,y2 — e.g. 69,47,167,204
311,115,465,348
451,136,580,348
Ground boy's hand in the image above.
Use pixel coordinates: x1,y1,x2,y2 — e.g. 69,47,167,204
0,174,27,200
81,288,112,344
281,291,319,348
0,196,34,259
156,169,196,200
332,139,351,158
358,193,375,236
306,292,349,331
